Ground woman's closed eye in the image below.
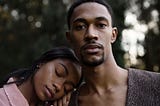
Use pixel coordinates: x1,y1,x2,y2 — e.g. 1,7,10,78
55,63,68,77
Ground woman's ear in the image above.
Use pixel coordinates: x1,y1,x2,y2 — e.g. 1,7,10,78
111,27,118,43
36,63,44,69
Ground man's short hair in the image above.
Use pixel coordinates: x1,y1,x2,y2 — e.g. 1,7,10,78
67,0,114,29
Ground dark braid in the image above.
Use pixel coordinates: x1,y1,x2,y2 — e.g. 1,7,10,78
0,47,80,88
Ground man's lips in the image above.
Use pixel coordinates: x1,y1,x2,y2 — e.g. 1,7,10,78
81,43,103,54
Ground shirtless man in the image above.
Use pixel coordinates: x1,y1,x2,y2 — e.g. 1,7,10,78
66,0,160,106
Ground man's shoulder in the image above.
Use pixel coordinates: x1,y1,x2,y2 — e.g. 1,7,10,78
129,68,160,81
128,68,160,91
127,69,160,105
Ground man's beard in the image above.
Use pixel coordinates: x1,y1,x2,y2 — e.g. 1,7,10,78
80,53,104,67
79,40,104,67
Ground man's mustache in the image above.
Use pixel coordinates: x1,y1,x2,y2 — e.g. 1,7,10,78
80,40,104,51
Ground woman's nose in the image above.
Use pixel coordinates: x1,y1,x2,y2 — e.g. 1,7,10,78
54,83,62,92
53,80,65,92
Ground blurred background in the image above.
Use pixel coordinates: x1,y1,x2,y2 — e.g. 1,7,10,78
0,0,159,81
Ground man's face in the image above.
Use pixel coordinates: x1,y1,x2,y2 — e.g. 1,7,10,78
67,2,117,66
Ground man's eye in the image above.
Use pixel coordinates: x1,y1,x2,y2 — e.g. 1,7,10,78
97,23,107,29
74,24,86,31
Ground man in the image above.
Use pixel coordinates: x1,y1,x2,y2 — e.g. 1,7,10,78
66,0,160,106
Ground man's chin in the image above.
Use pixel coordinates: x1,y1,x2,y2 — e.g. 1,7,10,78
82,59,104,67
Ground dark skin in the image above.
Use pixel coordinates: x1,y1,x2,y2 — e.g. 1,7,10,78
18,59,81,106
66,2,128,106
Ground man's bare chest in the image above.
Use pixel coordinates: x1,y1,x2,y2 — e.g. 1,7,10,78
78,90,127,106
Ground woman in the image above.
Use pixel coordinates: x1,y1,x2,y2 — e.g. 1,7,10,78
0,47,82,106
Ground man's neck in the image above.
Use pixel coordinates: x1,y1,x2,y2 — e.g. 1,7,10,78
82,61,128,95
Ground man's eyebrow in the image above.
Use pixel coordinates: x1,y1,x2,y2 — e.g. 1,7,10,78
95,17,109,22
72,18,87,24
72,17,109,25
59,63,68,75
95,17,110,26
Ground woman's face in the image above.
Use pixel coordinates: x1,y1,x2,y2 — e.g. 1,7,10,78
33,58,81,101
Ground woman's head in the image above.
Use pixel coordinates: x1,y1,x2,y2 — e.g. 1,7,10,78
1,47,82,101
32,47,82,101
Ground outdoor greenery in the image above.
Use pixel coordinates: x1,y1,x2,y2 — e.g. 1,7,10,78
0,0,159,81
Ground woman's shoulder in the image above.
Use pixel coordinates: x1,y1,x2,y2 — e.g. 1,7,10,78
0,87,10,106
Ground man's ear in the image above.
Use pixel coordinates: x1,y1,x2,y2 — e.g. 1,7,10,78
111,27,118,43
66,31,72,43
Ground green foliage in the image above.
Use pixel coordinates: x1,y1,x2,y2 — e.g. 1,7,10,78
0,0,134,81
0,0,68,81
107,0,127,67
135,0,160,72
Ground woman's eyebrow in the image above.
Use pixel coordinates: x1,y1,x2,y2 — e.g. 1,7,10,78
58,63,76,88
66,81,76,88
58,63,68,75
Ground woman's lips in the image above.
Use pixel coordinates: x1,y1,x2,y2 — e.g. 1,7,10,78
44,86,55,99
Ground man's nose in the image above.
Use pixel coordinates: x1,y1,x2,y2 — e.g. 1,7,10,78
84,25,98,41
